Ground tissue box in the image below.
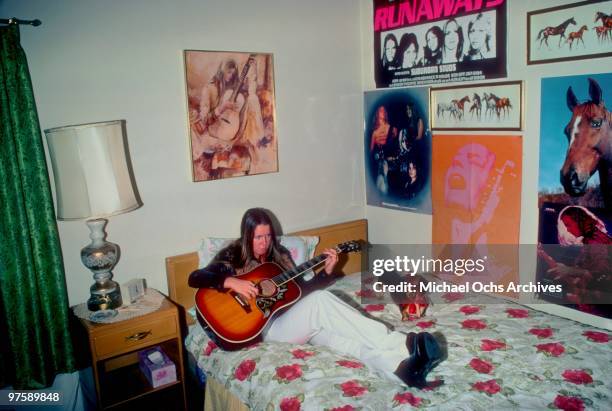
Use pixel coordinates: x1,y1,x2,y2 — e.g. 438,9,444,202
138,346,177,388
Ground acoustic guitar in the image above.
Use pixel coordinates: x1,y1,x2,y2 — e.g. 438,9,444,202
194,240,361,350
207,54,256,142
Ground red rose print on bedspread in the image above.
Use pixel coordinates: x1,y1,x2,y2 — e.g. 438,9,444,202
459,305,481,315
471,379,501,395
234,359,256,381
336,360,364,369
393,391,423,407
338,380,368,397
529,328,553,339
536,342,565,357
364,304,385,312
203,340,217,356
562,369,593,385
462,319,487,330
480,339,506,351
328,406,355,411
553,394,585,411
275,364,303,382
280,396,302,411
291,349,315,360
416,320,435,329
506,308,529,318
582,330,609,343
469,358,494,374
421,378,444,391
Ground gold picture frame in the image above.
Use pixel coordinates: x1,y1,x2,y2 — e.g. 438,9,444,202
183,50,279,182
429,81,523,131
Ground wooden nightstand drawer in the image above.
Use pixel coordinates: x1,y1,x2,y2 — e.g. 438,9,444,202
79,294,186,409
94,315,177,358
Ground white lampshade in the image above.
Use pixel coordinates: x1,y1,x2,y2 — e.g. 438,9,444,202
45,120,142,220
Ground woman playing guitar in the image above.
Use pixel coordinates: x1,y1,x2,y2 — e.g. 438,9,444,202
189,208,444,388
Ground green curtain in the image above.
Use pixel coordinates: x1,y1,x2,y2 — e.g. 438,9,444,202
0,24,75,389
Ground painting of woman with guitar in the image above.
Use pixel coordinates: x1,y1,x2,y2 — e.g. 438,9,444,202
185,51,279,182
189,208,445,388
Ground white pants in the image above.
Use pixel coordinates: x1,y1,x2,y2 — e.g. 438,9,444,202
263,290,407,382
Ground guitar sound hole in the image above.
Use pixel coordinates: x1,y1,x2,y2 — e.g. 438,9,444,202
258,279,277,297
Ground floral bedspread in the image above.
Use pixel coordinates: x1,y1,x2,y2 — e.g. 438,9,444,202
185,275,612,411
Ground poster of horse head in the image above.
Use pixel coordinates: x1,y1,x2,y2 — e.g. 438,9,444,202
539,73,611,211
528,0,612,65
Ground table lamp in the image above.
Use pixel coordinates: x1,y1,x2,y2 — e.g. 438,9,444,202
45,120,142,311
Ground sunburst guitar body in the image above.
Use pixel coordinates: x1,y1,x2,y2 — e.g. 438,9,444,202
194,240,361,350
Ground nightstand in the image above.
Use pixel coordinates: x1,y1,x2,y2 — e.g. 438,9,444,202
78,296,187,410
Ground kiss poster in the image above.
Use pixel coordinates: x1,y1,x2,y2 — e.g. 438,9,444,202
373,0,507,88
364,88,432,214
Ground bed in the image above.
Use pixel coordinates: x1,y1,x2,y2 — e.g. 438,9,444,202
166,219,612,410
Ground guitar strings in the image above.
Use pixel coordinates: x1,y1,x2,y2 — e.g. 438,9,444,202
274,257,328,287
274,247,341,287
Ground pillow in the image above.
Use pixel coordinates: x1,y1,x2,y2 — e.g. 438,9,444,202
197,235,320,269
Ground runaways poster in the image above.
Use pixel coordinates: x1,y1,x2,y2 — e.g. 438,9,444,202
374,0,507,88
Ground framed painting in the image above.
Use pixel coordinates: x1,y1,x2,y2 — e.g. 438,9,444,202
184,50,278,182
527,0,612,65
429,81,522,130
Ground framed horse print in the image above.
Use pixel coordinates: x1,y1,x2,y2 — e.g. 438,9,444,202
184,50,279,182
527,0,612,65
429,81,523,131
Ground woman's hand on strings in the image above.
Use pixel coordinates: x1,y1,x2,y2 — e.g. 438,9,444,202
224,277,258,299
322,248,339,275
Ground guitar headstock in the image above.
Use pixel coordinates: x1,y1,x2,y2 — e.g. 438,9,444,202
336,240,361,254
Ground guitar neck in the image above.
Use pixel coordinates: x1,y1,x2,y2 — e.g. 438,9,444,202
230,54,255,102
273,248,339,285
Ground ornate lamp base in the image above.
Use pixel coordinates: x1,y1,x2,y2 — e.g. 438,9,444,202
88,280,123,311
82,218,123,311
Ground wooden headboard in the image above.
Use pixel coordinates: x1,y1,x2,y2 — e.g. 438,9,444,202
165,219,367,324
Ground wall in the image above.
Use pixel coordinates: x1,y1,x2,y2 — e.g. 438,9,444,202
3,0,610,330
1,0,365,305
360,0,611,330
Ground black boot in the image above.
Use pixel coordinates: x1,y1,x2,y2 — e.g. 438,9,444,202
405,332,417,355
394,332,443,388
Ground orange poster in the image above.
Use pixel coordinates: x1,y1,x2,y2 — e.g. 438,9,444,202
432,135,522,245
432,135,522,293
